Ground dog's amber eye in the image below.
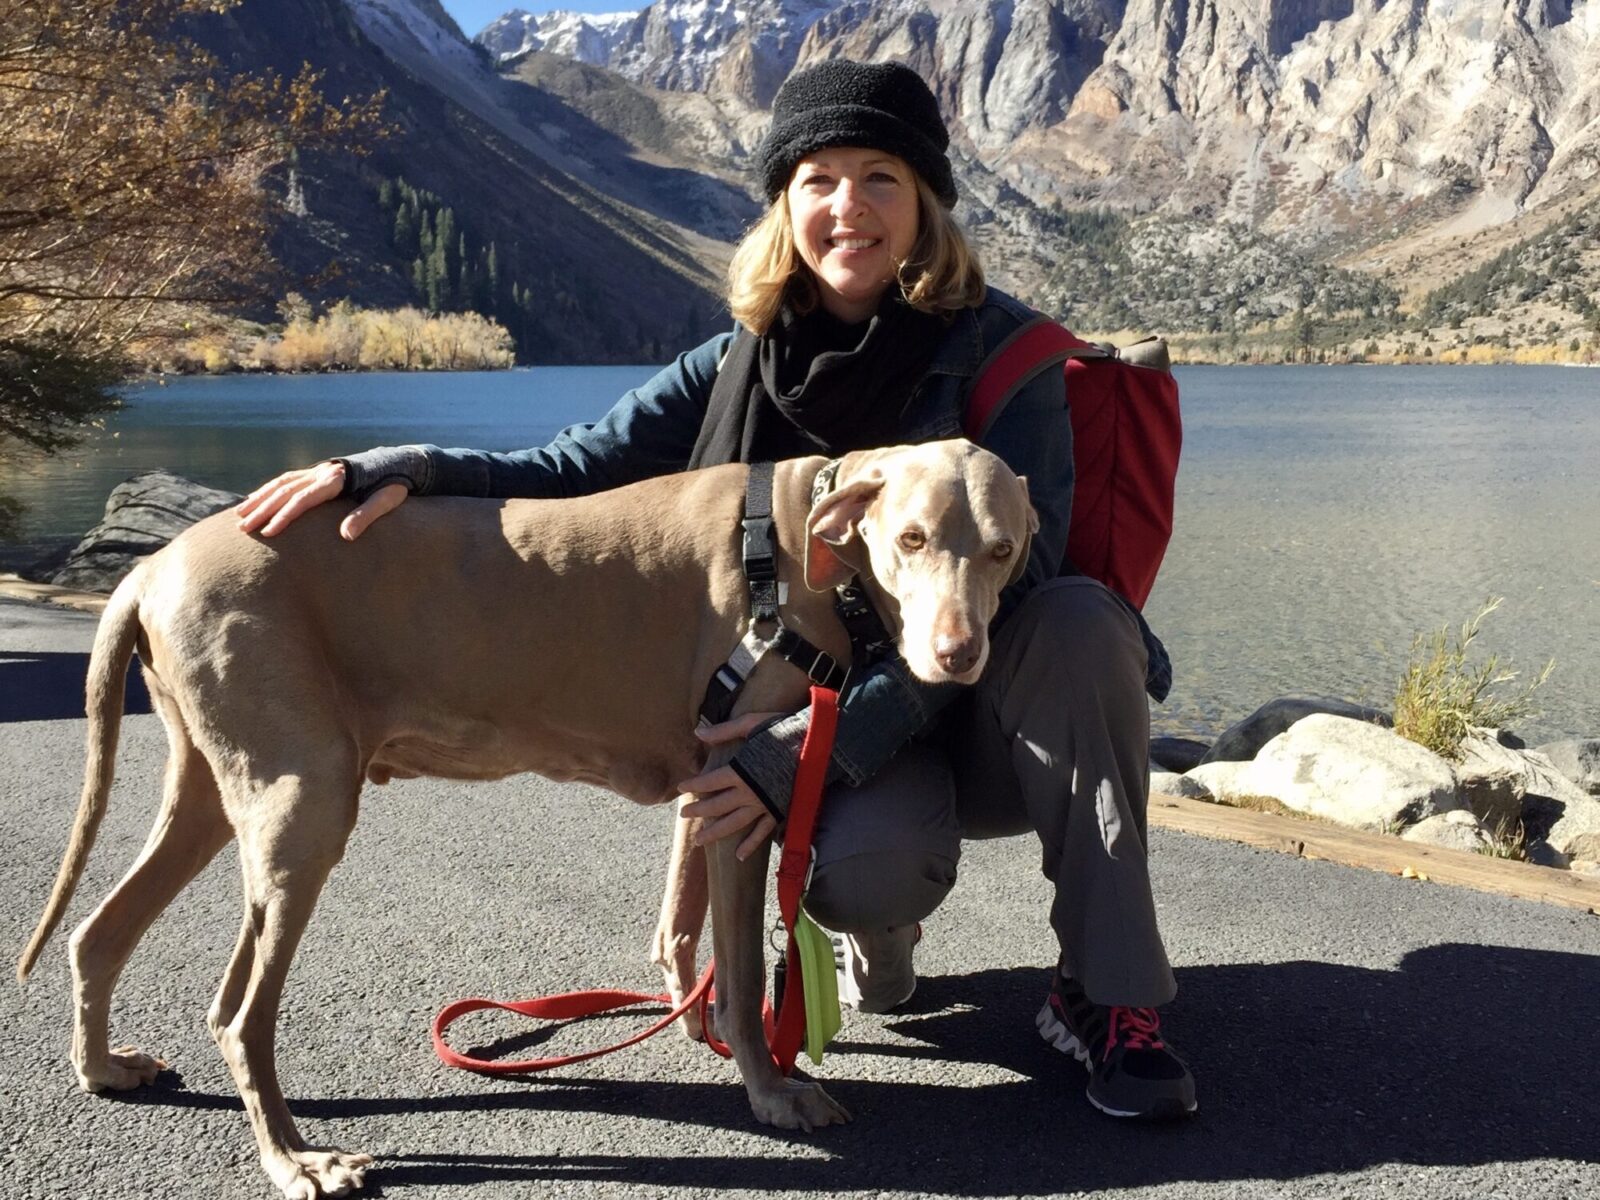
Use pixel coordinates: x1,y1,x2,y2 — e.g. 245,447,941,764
898,530,925,552
993,542,1014,560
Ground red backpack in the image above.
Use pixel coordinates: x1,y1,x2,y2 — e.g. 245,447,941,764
964,317,1181,611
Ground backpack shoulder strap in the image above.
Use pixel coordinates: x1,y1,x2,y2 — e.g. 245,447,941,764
964,316,1104,442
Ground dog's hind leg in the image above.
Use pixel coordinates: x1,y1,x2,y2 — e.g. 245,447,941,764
69,695,233,1093
210,753,372,1200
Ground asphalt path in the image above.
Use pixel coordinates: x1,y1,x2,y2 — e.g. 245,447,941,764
3,596,1597,1200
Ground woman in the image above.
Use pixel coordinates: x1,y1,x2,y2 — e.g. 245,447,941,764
238,59,1196,1120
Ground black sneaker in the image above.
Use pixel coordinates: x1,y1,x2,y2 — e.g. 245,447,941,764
1036,970,1198,1119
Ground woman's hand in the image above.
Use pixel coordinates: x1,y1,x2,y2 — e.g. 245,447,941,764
677,711,789,861
236,461,408,540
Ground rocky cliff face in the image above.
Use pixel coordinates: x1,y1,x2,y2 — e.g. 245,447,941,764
1047,0,1600,235
477,0,1600,253
481,1,844,105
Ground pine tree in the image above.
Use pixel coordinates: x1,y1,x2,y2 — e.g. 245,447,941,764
428,237,449,311
437,208,458,292
393,204,417,257
417,208,434,259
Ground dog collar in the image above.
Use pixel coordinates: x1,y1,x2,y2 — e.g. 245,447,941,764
811,458,842,506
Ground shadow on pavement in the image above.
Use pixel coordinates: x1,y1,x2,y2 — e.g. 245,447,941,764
118,942,1600,1192
0,651,151,723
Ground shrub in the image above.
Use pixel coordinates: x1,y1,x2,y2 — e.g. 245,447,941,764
1392,598,1553,761
1478,816,1528,862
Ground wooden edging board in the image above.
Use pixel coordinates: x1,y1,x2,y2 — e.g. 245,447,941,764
1149,791,1600,915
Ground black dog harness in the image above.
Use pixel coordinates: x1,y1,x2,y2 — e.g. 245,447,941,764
696,461,892,727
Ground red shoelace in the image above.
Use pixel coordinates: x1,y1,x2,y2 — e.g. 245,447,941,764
1107,1005,1165,1052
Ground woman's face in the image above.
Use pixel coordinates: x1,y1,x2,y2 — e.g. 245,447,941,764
786,147,921,324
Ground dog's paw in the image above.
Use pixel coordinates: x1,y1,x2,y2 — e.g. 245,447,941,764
76,1046,167,1092
749,1078,852,1133
674,1006,707,1043
267,1147,373,1199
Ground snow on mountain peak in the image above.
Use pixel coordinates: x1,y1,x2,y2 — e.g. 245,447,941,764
477,8,643,66
475,0,846,95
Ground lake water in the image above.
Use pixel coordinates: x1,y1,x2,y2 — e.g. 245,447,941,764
2,365,1595,744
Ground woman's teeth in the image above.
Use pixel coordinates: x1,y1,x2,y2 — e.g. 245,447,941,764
831,238,878,249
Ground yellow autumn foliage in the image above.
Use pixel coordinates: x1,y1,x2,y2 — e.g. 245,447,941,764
172,303,515,372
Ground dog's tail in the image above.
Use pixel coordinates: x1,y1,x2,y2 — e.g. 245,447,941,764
17,575,144,983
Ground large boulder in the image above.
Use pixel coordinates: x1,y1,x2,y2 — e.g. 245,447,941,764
1453,734,1532,830
1400,811,1493,854
1150,770,1211,799
1150,736,1210,773
1520,752,1600,865
1199,694,1392,764
51,471,241,594
1233,714,1461,831
1534,739,1600,796
1183,760,1253,803
1547,804,1600,865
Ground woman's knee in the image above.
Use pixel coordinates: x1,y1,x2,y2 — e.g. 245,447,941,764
804,848,957,932
993,577,1146,680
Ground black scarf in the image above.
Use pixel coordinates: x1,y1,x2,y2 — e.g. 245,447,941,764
688,293,946,470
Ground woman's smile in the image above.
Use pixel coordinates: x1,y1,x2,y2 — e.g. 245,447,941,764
788,147,921,323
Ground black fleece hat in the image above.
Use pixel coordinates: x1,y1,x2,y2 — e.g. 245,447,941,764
755,60,957,209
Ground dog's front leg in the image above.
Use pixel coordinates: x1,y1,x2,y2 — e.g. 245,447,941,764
705,836,850,1131
652,805,709,1041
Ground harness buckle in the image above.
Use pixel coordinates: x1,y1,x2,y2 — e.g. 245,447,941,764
742,516,776,582
804,649,848,692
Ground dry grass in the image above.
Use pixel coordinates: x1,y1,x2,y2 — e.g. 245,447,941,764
1392,597,1554,762
1208,793,1339,826
1478,816,1530,862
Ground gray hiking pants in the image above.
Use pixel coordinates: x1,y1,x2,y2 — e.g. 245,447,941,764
802,575,1177,1008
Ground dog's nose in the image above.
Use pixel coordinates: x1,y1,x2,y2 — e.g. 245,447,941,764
934,632,980,676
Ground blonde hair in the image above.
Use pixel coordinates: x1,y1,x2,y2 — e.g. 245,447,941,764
726,173,986,334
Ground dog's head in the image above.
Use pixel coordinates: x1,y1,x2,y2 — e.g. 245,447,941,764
803,440,1040,685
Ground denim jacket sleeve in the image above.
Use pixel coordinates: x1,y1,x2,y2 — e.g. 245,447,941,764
337,332,734,500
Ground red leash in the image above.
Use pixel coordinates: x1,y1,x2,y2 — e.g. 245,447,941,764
432,685,840,1077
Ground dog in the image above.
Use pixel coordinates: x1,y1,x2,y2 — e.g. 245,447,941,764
18,439,1037,1200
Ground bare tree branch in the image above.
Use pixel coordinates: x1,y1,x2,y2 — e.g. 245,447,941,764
0,0,386,466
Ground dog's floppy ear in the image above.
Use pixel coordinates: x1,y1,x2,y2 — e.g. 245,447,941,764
1006,474,1042,587
804,475,882,591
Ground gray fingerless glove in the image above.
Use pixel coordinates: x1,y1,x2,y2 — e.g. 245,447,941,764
729,710,840,823
334,445,434,500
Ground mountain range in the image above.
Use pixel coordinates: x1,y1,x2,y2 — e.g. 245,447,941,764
199,0,1600,360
